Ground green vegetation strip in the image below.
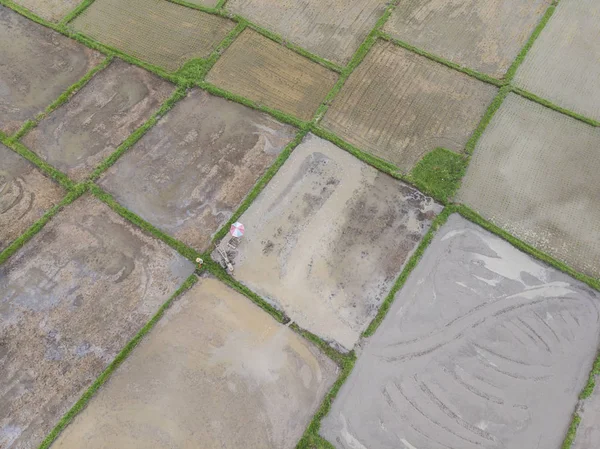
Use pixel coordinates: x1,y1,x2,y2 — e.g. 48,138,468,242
363,207,452,337
12,55,113,141
60,0,97,26
561,413,581,449
0,186,85,266
294,326,356,449
378,32,504,87
313,2,397,123
504,2,558,82
89,184,202,262
512,86,600,127
37,274,199,449
464,85,510,155
167,0,228,16
184,21,247,82
88,86,187,181
239,19,344,73
580,353,600,399
210,129,306,245
0,0,62,31
198,81,309,129
1,136,75,190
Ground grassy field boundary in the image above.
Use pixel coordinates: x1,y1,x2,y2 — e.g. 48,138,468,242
0,186,85,266
464,85,510,155
561,413,581,449
363,207,452,336
88,86,187,181
1,136,75,190
37,274,199,449
60,0,96,25
378,32,504,87
89,184,202,262
312,1,398,124
12,55,113,141
504,1,559,82
512,86,600,127
209,129,306,245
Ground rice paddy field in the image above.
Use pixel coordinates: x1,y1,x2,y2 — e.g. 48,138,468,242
1,1,599,448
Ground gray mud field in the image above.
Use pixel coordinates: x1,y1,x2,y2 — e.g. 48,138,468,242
321,214,600,449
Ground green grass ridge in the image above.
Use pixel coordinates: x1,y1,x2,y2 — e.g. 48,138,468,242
378,32,505,87
511,86,600,127
363,208,452,337
0,186,85,266
88,86,187,181
60,0,97,25
37,274,199,449
12,55,113,141
1,135,75,190
561,413,581,449
464,85,510,154
580,352,600,399
504,3,557,82
209,129,306,245
89,184,202,262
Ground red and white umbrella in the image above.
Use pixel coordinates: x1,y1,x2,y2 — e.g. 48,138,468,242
230,222,245,238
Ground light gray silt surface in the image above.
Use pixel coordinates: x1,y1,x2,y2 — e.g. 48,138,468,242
384,0,551,78
0,143,65,251
226,0,388,66
322,41,497,173
573,379,600,449
514,0,600,122
22,59,175,182
214,134,442,351
320,214,600,449
0,6,103,134
99,89,296,252
51,276,338,449
458,93,600,278
0,195,194,449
